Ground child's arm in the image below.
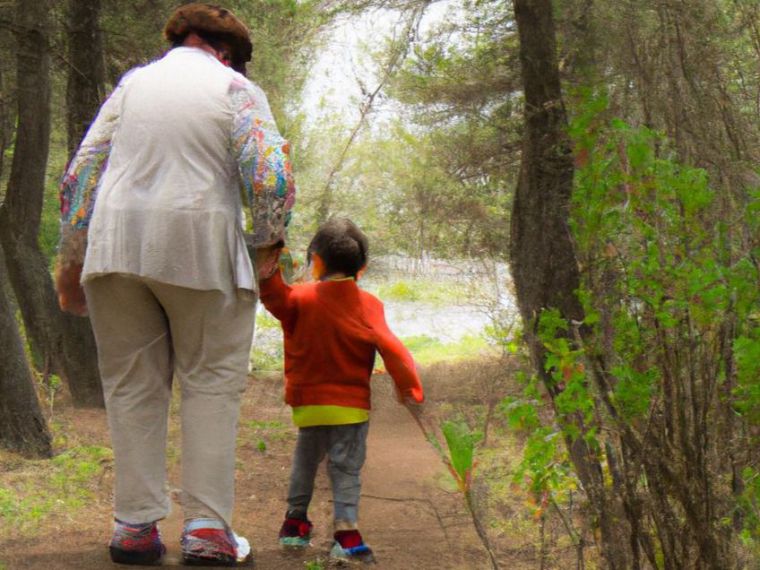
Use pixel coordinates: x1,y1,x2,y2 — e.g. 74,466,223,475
371,301,424,404
258,269,298,331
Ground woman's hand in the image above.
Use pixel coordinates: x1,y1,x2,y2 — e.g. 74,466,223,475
55,262,88,317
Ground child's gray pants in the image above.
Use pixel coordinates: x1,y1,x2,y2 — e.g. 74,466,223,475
287,422,369,525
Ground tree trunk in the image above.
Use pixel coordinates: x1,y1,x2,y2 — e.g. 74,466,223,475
0,66,15,183
66,0,104,156
0,255,52,458
0,0,103,408
510,0,634,567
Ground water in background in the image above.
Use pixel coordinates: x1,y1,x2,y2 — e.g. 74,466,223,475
253,255,517,359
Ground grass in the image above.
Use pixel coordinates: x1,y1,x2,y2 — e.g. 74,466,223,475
401,333,495,365
246,419,288,431
242,419,294,453
0,444,112,534
374,279,472,306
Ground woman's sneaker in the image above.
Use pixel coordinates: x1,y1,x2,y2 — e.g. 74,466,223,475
181,518,253,566
278,512,313,547
329,530,375,564
109,519,165,565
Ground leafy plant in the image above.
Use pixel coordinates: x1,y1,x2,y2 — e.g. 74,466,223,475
441,420,479,492
408,409,498,569
303,558,325,570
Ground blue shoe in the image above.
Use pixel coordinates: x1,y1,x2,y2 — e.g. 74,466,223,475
109,519,165,565
329,530,375,564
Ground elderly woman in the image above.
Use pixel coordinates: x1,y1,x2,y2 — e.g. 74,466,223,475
55,3,294,566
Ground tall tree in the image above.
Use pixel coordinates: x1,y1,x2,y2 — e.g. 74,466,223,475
509,0,634,567
0,0,103,408
0,257,52,458
66,0,105,155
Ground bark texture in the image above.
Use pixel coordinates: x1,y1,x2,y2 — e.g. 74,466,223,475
0,258,52,458
0,0,103,408
66,0,104,156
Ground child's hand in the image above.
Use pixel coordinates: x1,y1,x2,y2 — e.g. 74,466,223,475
402,396,424,417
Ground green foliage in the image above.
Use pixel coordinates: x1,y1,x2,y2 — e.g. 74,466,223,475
501,396,541,431
568,96,760,554
502,385,579,519
537,310,594,441
513,427,573,503
734,328,760,423
250,345,284,371
738,467,760,551
256,310,281,331
571,100,760,422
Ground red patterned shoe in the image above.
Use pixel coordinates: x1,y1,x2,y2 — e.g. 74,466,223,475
109,519,165,565
278,512,313,547
330,529,375,564
181,518,252,567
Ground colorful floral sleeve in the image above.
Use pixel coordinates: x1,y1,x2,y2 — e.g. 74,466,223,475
230,77,296,248
58,73,130,268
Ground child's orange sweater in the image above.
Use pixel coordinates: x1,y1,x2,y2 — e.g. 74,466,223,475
259,270,424,410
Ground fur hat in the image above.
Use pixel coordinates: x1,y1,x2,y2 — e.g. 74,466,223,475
164,3,252,72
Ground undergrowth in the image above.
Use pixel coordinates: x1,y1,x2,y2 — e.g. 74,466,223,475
0,444,112,534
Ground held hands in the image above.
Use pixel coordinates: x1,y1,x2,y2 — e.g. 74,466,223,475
255,244,283,280
55,261,88,317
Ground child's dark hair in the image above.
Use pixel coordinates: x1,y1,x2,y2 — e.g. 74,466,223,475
307,218,368,278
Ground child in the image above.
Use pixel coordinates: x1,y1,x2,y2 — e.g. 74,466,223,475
258,218,424,563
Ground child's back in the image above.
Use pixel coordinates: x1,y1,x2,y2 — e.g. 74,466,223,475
260,270,422,410
258,217,423,563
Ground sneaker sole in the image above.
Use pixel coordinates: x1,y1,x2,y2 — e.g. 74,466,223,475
109,546,164,566
329,545,376,565
279,536,312,548
182,552,254,567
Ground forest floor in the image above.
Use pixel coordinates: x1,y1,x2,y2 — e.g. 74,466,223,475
0,361,587,570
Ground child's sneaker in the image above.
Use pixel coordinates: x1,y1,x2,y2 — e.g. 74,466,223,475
278,512,313,547
181,518,253,566
109,519,165,565
329,530,375,564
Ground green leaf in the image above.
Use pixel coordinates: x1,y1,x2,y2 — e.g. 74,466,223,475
441,421,480,486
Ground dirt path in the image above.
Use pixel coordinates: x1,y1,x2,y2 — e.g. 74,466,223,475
1,373,490,569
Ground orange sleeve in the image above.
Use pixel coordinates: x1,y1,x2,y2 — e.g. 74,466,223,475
371,300,424,403
258,269,298,332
